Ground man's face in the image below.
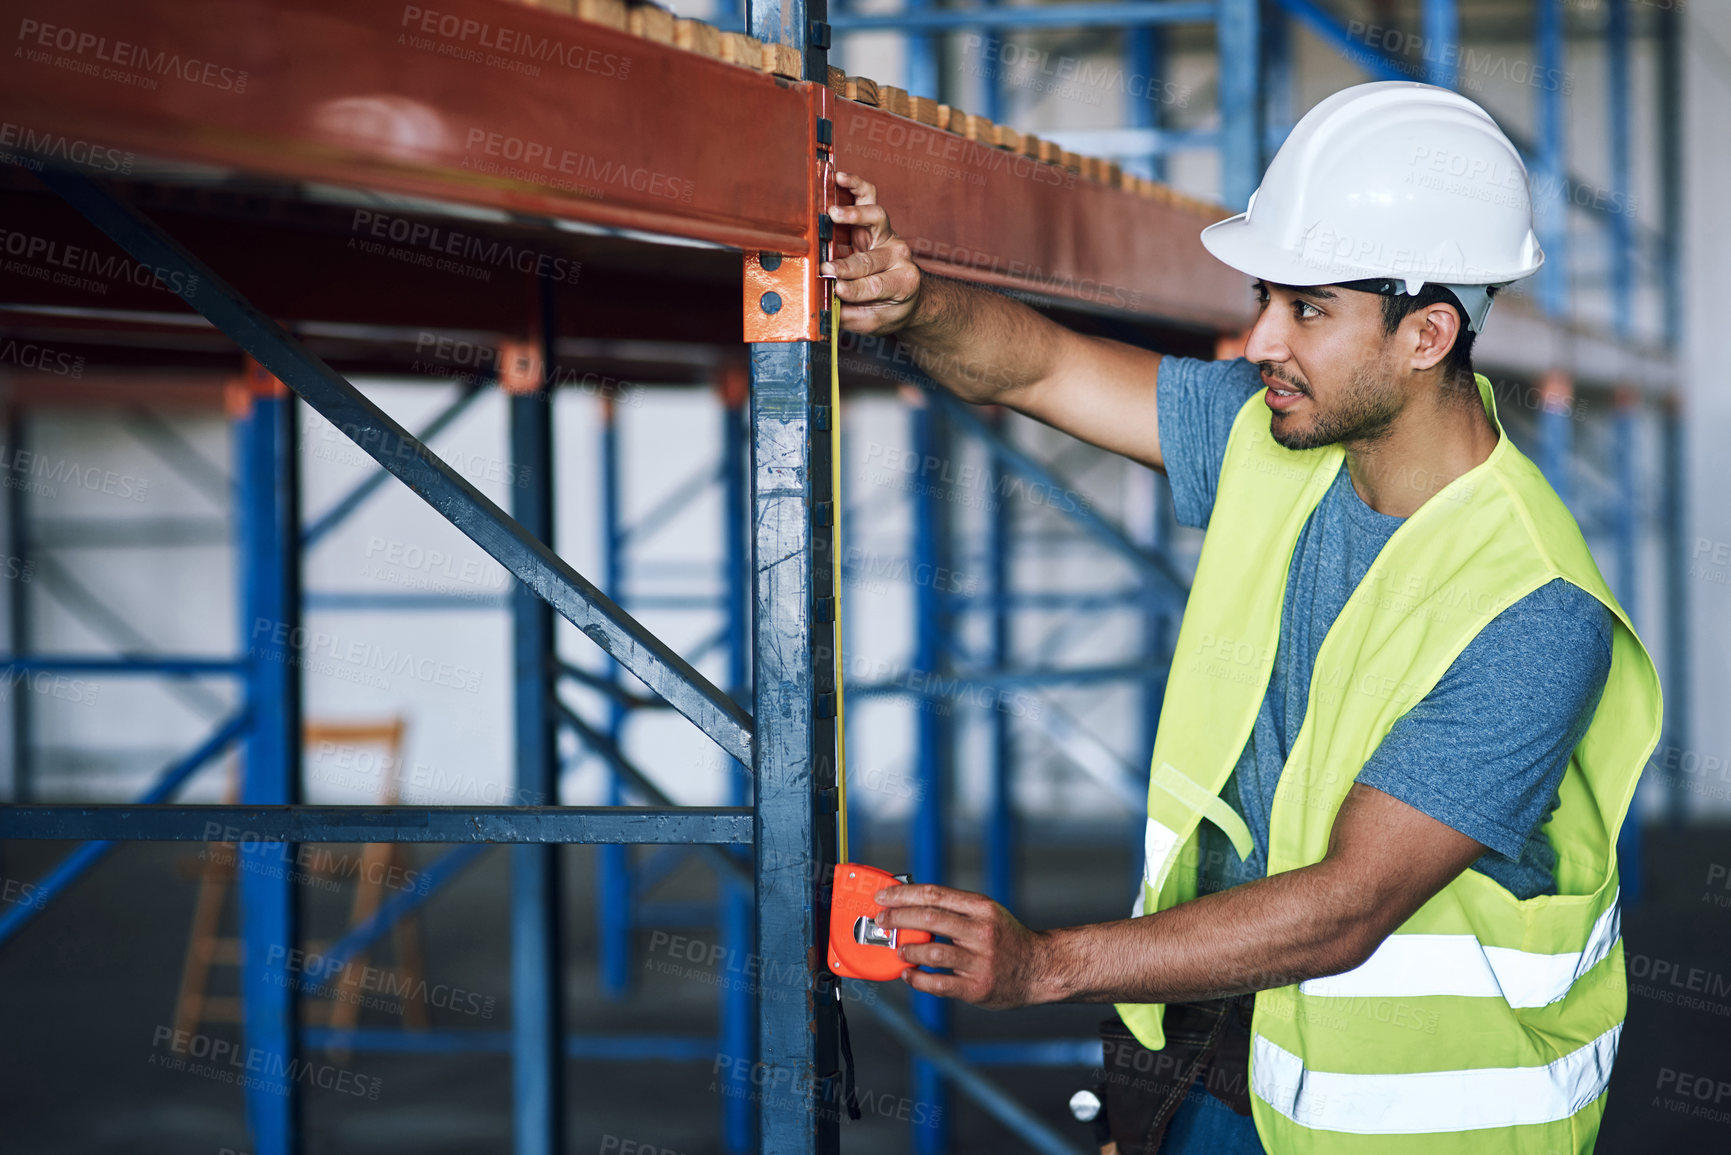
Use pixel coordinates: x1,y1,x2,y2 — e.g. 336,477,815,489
1242,282,1404,451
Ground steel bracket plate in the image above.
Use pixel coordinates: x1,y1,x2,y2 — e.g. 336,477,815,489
743,83,838,343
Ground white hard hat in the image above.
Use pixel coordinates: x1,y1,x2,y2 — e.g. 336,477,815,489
1200,81,1544,330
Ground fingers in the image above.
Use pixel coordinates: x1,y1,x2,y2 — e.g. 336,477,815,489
822,245,901,304
876,905,975,942
836,170,876,206
875,883,993,916
898,939,967,971
823,243,896,283
832,270,889,305
829,201,894,251
823,171,922,335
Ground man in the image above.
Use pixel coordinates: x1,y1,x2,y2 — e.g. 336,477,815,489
819,82,1662,1153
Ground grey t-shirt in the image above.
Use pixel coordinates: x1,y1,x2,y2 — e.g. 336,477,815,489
1157,355,1613,899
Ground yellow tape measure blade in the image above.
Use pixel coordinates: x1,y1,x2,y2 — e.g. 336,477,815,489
831,290,848,865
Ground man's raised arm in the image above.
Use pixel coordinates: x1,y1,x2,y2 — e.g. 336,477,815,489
824,171,1172,473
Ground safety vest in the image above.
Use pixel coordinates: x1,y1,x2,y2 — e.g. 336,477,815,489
1115,371,1663,1152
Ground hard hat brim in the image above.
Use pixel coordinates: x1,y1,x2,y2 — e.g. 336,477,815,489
1199,212,1349,288
1199,212,1545,289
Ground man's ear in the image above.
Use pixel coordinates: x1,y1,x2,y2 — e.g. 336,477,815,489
1408,302,1462,373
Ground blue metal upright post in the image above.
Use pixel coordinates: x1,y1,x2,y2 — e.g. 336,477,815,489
1262,3,1292,161
1658,1,1682,349
1534,0,1566,318
978,0,1006,123
510,287,564,1155
1126,26,1165,182
750,335,842,1155
235,369,302,1155
911,397,950,1155
1537,373,1574,508
906,0,939,100
5,407,29,804
1217,0,1263,211
1612,389,1639,613
1424,0,1459,89
598,396,632,1001
1607,0,1633,338
719,366,755,1154
744,0,839,1146
1661,395,1689,827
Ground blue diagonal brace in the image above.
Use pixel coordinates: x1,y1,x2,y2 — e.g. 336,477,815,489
0,709,250,949
926,389,1191,603
37,166,753,769
303,381,488,548
555,699,752,890
313,844,489,992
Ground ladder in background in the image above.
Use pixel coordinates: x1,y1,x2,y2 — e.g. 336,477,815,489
172,720,429,1040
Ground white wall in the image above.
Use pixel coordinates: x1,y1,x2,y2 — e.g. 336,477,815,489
1676,2,1731,817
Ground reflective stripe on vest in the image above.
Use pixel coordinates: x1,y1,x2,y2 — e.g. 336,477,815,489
1252,1024,1621,1135
1297,895,1621,1008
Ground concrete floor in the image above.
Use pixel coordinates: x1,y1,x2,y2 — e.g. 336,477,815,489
0,826,1724,1153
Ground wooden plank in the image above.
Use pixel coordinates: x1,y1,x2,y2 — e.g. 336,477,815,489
720,30,766,69
673,17,724,59
877,85,912,118
627,3,675,44
576,0,627,31
763,41,802,80
844,76,880,106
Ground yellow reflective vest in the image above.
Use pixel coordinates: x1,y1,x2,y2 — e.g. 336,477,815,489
1115,371,1663,1153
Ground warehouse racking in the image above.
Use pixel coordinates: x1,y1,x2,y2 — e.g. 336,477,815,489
0,0,1687,1153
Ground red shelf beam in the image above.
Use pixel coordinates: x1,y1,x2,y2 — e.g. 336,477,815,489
0,0,1251,329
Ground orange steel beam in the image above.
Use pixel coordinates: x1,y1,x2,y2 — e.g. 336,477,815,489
0,0,1251,330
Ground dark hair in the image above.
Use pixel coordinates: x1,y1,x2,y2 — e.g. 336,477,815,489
1340,279,1478,388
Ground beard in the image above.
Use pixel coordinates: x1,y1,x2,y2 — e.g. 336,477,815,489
1265,360,1401,451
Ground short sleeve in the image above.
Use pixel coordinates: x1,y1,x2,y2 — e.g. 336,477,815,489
1155,355,1266,530
1354,579,1614,882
